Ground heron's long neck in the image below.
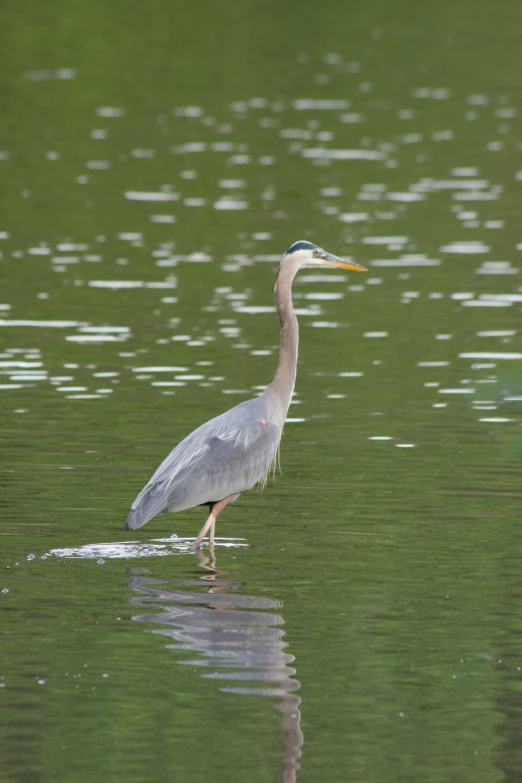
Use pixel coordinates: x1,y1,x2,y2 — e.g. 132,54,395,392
268,260,299,424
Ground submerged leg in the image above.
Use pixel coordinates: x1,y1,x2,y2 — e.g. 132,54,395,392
193,495,234,551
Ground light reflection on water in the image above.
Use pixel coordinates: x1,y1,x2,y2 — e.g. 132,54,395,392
3,7,522,782
50,537,247,560
129,561,303,783
50,541,302,782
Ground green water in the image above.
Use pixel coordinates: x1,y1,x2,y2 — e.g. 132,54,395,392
2,1,522,781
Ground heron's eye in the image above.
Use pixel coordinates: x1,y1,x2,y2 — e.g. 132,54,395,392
313,249,320,257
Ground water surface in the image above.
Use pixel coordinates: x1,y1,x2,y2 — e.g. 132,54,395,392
1,1,522,781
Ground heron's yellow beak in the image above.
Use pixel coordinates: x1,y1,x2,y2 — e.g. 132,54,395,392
320,251,367,272
329,258,367,272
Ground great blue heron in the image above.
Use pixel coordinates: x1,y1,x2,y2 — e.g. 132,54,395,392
125,240,367,548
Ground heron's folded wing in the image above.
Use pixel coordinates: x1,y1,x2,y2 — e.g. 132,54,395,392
148,400,275,490
127,401,280,527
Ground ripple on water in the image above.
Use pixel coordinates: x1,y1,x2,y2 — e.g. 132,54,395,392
4,42,522,778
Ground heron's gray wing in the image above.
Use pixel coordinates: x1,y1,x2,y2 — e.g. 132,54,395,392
126,398,280,530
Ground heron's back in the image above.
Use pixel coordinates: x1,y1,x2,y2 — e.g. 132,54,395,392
125,396,280,530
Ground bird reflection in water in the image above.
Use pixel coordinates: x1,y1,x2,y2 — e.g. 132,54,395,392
127,550,303,783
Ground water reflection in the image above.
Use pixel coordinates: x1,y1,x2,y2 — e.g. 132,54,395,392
127,553,303,783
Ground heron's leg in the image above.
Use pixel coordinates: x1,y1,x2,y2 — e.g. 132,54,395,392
193,512,215,551
193,495,233,551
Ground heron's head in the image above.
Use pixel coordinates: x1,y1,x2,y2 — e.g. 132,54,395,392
282,240,367,272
